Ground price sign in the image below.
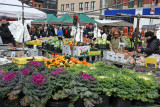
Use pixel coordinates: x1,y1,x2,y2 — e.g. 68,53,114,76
11,51,16,58
119,42,125,48
145,58,157,69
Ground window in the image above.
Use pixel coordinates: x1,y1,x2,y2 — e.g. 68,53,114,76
128,0,134,8
155,0,158,6
79,2,83,11
66,4,69,8
61,4,65,11
85,2,89,10
71,3,75,11
91,1,95,10
35,4,37,7
138,0,144,7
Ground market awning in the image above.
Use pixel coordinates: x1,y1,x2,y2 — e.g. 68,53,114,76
0,0,46,19
96,20,133,27
32,14,58,24
57,14,73,22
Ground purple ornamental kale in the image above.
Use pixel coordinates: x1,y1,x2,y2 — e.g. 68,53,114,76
21,69,30,76
29,61,41,67
2,73,16,82
31,74,46,87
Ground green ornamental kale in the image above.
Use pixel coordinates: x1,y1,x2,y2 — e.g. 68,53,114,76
50,68,73,100
23,72,52,107
65,71,102,107
135,73,159,102
0,63,19,71
114,74,139,101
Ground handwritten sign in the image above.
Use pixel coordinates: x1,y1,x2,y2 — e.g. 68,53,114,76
145,58,157,68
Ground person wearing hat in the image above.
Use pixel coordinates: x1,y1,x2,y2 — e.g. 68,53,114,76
0,16,16,46
138,31,159,56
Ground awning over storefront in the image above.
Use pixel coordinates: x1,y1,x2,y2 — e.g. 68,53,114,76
104,8,160,16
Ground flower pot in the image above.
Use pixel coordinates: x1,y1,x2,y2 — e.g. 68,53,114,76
3,99,29,107
74,99,85,107
47,100,69,107
132,100,148,106
0,98,3,107
113,97,131,107
3,103,28,107
95,95,110,107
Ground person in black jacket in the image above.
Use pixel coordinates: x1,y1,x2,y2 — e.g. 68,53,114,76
30,26,40,40
138,31,159,56
64,27,71,38
85,23,94,39
0,16,16,46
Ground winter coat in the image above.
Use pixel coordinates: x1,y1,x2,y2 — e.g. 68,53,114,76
0,22,16,46
111,36,128,52
42,31,53,37
30,31,40,40
57,30,63,36
86,27,94,39
141,36,159,56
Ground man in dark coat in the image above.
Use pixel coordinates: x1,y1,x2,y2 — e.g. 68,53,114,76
138,31,159,56
85,23,94,39
0,16,16,46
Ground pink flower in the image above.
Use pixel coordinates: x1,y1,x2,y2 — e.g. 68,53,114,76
81,73,95,80
0,71,4,75
29,61,41,67
32,74,46,87
2,73,16,82
21,69,30,76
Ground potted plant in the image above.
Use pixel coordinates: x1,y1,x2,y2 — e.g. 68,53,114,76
0,63,19,71
47,68,72,107
25,61,46,71
23,72,52,107
65,71,102,107
113,74,139,107
0,70,28,107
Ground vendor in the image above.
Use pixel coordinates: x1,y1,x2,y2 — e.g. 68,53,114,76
85,23,94,40
30,26,40,40
0,16,16,46
110,30,128,52
138,31,159,56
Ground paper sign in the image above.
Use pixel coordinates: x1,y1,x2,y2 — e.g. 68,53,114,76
11,51,16,58
106,51,115,60
145,58,157,68
119,42,125,48
116,53,125,62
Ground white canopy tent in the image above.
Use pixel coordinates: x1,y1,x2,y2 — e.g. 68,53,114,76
0,0,46,19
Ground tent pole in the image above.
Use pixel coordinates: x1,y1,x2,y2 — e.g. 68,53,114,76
22,0,25,50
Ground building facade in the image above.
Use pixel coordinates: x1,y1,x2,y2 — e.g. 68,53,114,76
20,0,43,8
43,0,57,14
57,0,104,20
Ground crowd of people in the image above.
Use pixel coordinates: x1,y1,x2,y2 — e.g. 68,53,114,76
0,16,159,56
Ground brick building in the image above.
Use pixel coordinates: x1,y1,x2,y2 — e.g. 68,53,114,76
57,0,106,20
20,0,43,8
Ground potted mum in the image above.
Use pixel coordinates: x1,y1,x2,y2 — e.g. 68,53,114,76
47,68,72,107
65,71,102,107
23,72,52,107
0,71,28,107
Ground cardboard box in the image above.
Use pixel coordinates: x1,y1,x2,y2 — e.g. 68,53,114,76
73,46,90,56
62,45,71,55
106,51,116,60
116,53,125,62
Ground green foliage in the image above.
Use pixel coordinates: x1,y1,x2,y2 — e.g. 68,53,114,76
50,69,72,100
23,72,52,107
114,74,139,100
65,72,102,107
134,73,159,102
0,63,19,71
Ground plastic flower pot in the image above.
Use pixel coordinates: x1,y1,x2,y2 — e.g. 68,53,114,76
95,95,110,107
74,99,85,107
0,98,3,107
3,103,29,107
113,97,131,107
47,99,70,107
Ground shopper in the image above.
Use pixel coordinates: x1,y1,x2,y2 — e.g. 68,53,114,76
64,27,71,38
85,23,94,39
138,31,159,56
110,30,128,52
0,16,16,46
42,27,53,37
107,31,113,41
30,26,40,40
57,27,63,37
99,27,108,39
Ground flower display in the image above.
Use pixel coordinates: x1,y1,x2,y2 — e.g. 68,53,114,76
2,73,16,82
21,69,30,76
0,71,4,75
29,61,41,67
31,74,46,87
